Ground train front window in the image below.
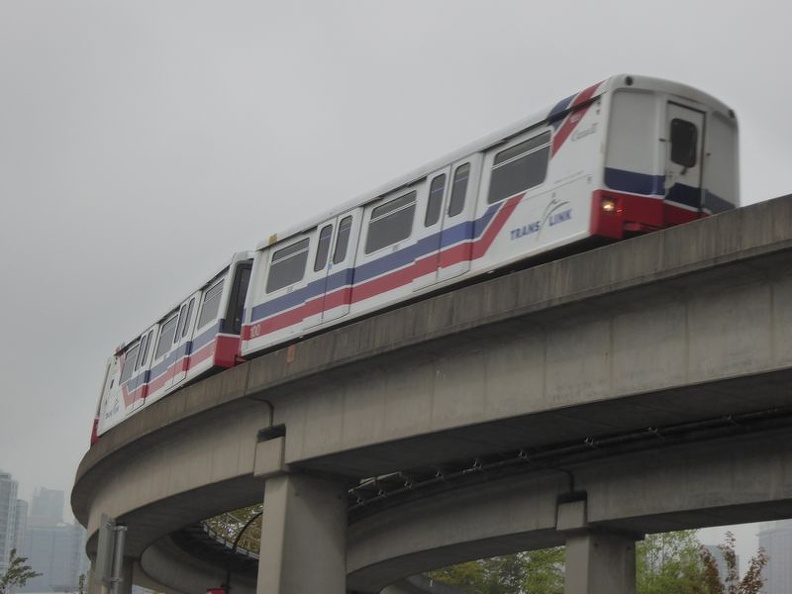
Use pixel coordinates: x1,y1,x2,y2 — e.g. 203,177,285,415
670,118,698,168
488,131,551,204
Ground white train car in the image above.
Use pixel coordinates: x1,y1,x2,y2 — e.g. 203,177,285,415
92,252,253,443
241,74,739,355
91,74,739,444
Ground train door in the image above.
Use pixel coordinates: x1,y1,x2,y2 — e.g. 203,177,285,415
412,167,450,291
412,155,482,290
665,103,705,220
169,291,199,388
437,155,482,283
118,336,146,415
309,211,360,327
129,325,156,407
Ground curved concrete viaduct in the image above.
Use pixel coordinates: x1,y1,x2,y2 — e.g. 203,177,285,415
72,195,792,593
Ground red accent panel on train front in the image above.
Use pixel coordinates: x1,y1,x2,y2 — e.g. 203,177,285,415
590,190,668,239
214,335,241,368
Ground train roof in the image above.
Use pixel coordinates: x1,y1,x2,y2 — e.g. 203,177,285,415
257,73,735,250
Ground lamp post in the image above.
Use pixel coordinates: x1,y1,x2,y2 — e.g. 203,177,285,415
223,510,263,593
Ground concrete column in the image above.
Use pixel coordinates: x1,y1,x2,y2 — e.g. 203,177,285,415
256,473,348,594
557,498,638,594
564,531,636,594
254,436,348,594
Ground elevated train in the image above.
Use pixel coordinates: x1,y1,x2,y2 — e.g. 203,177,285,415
92,74,739,443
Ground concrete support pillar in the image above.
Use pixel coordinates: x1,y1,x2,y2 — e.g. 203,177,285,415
557,497,638,594
255,436,348,594
564,531,637,594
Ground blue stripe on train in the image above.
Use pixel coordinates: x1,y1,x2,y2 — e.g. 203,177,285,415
124,321,221,390
249,203,501,322
604,168,665,195
605,167,732,213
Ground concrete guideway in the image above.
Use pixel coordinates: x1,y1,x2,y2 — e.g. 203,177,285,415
72,195,792,593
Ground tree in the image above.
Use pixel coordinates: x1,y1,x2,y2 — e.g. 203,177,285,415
0,549,41,594
698,532,768,594
427,548,564,594
426,530,768,594
637,530,705,594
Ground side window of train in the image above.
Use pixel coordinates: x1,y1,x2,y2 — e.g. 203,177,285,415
180,298,196,339
314,225,333,272
424,174,446,227
135,330,154,371
365,191,416,254
155,314,179,359
670,118,698,168
332,216,353,264
120,344,140,383
266,238,310,293
175,303,189,343
447,164,470,217
198,280,224,329
487,131,551,204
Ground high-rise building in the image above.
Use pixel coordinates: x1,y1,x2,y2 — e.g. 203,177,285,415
28,487,64,528
758,520,792,594
20,522,88,593
0,471,19,573
13,498,27,555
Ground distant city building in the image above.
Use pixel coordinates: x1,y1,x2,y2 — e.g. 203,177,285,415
13,498,28,555
759,520,792,594
28,487,64,528
20,522,88,593
0,470,20,573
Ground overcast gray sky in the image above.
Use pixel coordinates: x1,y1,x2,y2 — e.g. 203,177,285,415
1,0,787,565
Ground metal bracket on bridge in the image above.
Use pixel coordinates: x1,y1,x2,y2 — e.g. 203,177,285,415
556,490,589,534
254,436,288,479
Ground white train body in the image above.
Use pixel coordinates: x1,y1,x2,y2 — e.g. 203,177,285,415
240,74,738,355
93,74,738,442
93,252,252,442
